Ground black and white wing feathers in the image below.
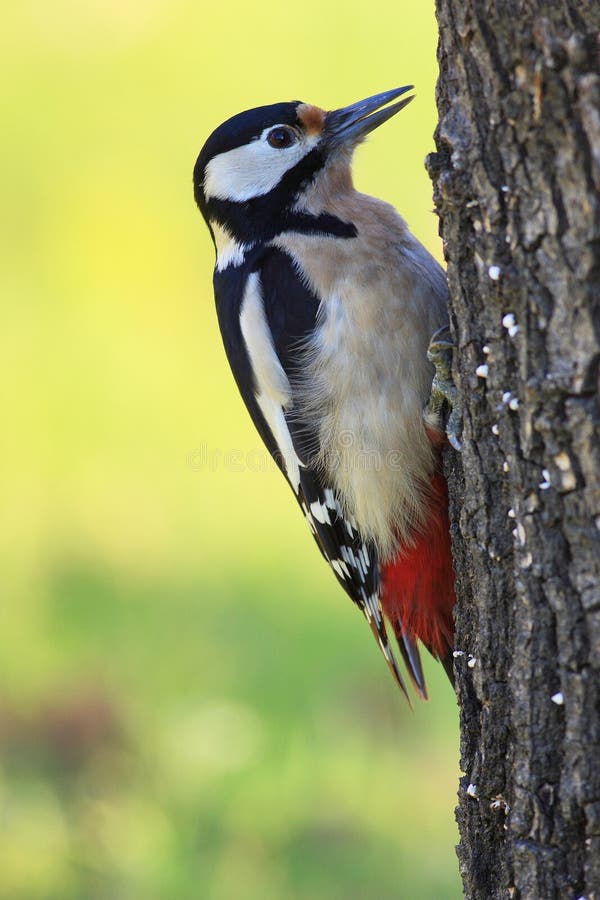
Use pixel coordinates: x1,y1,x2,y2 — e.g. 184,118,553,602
214,247,412,699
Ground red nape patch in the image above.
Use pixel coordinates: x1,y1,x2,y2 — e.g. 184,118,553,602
297,103,325,136
380,470,456,659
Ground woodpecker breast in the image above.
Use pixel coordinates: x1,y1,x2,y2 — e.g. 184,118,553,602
271,163,447,559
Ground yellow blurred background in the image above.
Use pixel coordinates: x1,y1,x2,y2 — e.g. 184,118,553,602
1,1,460,897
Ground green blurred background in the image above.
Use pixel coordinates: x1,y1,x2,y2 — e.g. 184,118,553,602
1,1,460,897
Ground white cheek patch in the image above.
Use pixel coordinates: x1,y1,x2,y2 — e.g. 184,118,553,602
204,127,318,203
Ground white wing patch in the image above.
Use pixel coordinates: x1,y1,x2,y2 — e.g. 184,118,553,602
310,499,331,525
330,558,351,579
239,272,303,492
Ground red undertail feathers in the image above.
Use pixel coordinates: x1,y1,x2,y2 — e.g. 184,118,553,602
379,465,456,685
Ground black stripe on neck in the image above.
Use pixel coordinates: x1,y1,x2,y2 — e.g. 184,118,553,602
209,200,357,244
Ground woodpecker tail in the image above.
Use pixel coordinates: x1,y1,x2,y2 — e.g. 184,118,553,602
379,467,456,692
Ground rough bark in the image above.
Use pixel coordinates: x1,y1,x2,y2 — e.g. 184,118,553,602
427,2,600,898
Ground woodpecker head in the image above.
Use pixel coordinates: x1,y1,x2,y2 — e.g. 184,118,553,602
194,86,414,247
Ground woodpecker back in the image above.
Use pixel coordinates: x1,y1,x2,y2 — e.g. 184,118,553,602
193,88,455,700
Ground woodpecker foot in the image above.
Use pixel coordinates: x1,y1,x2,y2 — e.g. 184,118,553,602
425,326,462,451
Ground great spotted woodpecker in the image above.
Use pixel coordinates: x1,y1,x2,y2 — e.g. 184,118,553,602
193,87,456,701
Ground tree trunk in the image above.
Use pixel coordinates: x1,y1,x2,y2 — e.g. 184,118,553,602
427,2,600,897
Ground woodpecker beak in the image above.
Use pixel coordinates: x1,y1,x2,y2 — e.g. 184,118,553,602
323,86,414,150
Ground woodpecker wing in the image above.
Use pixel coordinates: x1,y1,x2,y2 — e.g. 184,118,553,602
214,248,412,699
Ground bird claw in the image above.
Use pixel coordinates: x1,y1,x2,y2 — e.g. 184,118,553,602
425,326,462,451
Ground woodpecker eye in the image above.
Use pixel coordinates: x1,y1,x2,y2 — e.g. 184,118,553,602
267,127,296,149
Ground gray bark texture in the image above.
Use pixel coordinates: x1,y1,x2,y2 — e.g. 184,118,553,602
427,2,600,898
